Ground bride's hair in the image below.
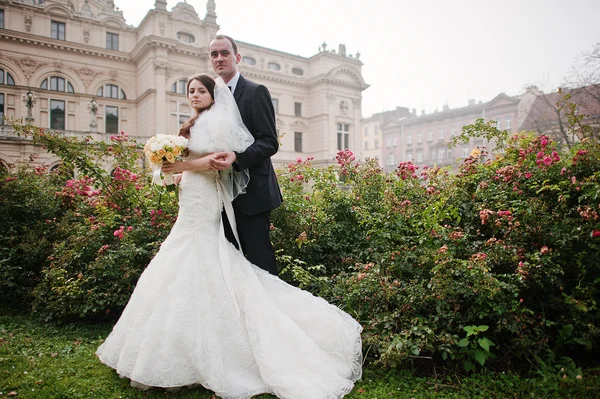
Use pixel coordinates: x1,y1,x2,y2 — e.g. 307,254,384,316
179,74,216,145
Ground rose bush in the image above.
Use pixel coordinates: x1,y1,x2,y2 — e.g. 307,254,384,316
2,110,599,372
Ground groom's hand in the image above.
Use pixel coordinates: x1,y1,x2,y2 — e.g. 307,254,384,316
209,152,236,170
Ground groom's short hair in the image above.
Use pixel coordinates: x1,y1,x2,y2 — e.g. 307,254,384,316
210,35,238,55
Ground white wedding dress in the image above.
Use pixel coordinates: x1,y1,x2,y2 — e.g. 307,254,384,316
96,105,363,399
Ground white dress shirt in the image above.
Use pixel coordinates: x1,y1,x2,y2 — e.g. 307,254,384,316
226,71,241,95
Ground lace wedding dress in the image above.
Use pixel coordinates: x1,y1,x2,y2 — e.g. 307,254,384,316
96,82,363,399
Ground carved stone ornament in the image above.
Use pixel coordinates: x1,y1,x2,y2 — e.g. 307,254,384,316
154,61,168,75
24,14,33,33
83,26,90,44
77,67,99,87
109,70,118,78
159,21,166,36
53,61,64,70
340,100,349,114
10,56,45,80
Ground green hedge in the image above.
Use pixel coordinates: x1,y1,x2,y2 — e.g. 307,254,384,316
1,116,599,373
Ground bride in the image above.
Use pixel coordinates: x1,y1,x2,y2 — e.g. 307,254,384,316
96,74,363,399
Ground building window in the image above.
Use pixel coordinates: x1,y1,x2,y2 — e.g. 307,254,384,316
417,151,423,162
364,141,368,150
388,154,395,167
268,62,281,71
462,146,469,157
386,138,391,148
0,68,15,85
0,9,4,29
105,105,119,134
51,21,65,40
496,120,501,129
505,118,512,129
272,98,279,114
171,100,190,131
294,132,303,152
294,102,302,117
364,127,368,136
291,67,304,76
393,136,398,147
428,131,433,141
40,76,74,93
50,99,65,130
406,151,412,160
242,56,256,65
97,84,126,100
439,130,444,139
178,114,189,126
106,32,119,50
417,133,423,143
406,134,412,144
451,128,456,136
337,123,349,151
0,93,4,124
438,149,444,160
374,139,379,148
176,32,195,43
170,79,187,94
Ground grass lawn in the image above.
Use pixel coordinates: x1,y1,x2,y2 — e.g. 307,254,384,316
1,314,599,399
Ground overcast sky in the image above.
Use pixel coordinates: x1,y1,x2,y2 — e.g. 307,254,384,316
115,0,600,118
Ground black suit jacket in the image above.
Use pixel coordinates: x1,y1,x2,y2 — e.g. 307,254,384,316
232,75,283,215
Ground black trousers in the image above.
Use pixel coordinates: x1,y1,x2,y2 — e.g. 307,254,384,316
222,208,278,275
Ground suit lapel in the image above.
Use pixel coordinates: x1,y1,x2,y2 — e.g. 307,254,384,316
234,74,245,105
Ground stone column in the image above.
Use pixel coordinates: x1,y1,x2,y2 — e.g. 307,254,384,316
154,60,168,135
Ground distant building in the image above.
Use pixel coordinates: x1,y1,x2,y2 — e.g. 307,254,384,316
0,0,368,170
519,84,600,147
359,107,411,167
380,94,519,172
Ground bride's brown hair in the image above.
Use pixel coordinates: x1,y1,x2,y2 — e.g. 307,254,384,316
178,74,216,142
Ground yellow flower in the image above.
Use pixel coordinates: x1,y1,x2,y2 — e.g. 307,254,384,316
470,147,481,157
165,152,175,163
149,154,162,164
157,148,167,158
173,147,182,156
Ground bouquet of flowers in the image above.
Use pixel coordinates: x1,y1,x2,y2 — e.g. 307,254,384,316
144,134,188,185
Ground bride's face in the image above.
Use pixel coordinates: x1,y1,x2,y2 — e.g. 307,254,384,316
188,79,214,113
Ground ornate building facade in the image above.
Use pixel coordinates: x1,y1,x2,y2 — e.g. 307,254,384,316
0,0,368,170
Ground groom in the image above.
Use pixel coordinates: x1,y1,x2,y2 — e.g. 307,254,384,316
208,35,282,276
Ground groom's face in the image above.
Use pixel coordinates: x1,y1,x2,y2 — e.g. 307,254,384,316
209,38,241,82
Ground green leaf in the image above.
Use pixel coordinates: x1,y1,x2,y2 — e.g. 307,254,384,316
478,337,494,352
463,359,476,372
464,326,477,336
458,338,470,347
477,325,489,332
474,350,489,366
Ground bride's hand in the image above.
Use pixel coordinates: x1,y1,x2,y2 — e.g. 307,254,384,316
173,173,182,185
162,160,187,174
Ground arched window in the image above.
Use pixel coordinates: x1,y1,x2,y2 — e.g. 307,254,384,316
242,56,256,66
40,76,75,93
97,84,126,100
0,69,15,86
170,79,187,94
